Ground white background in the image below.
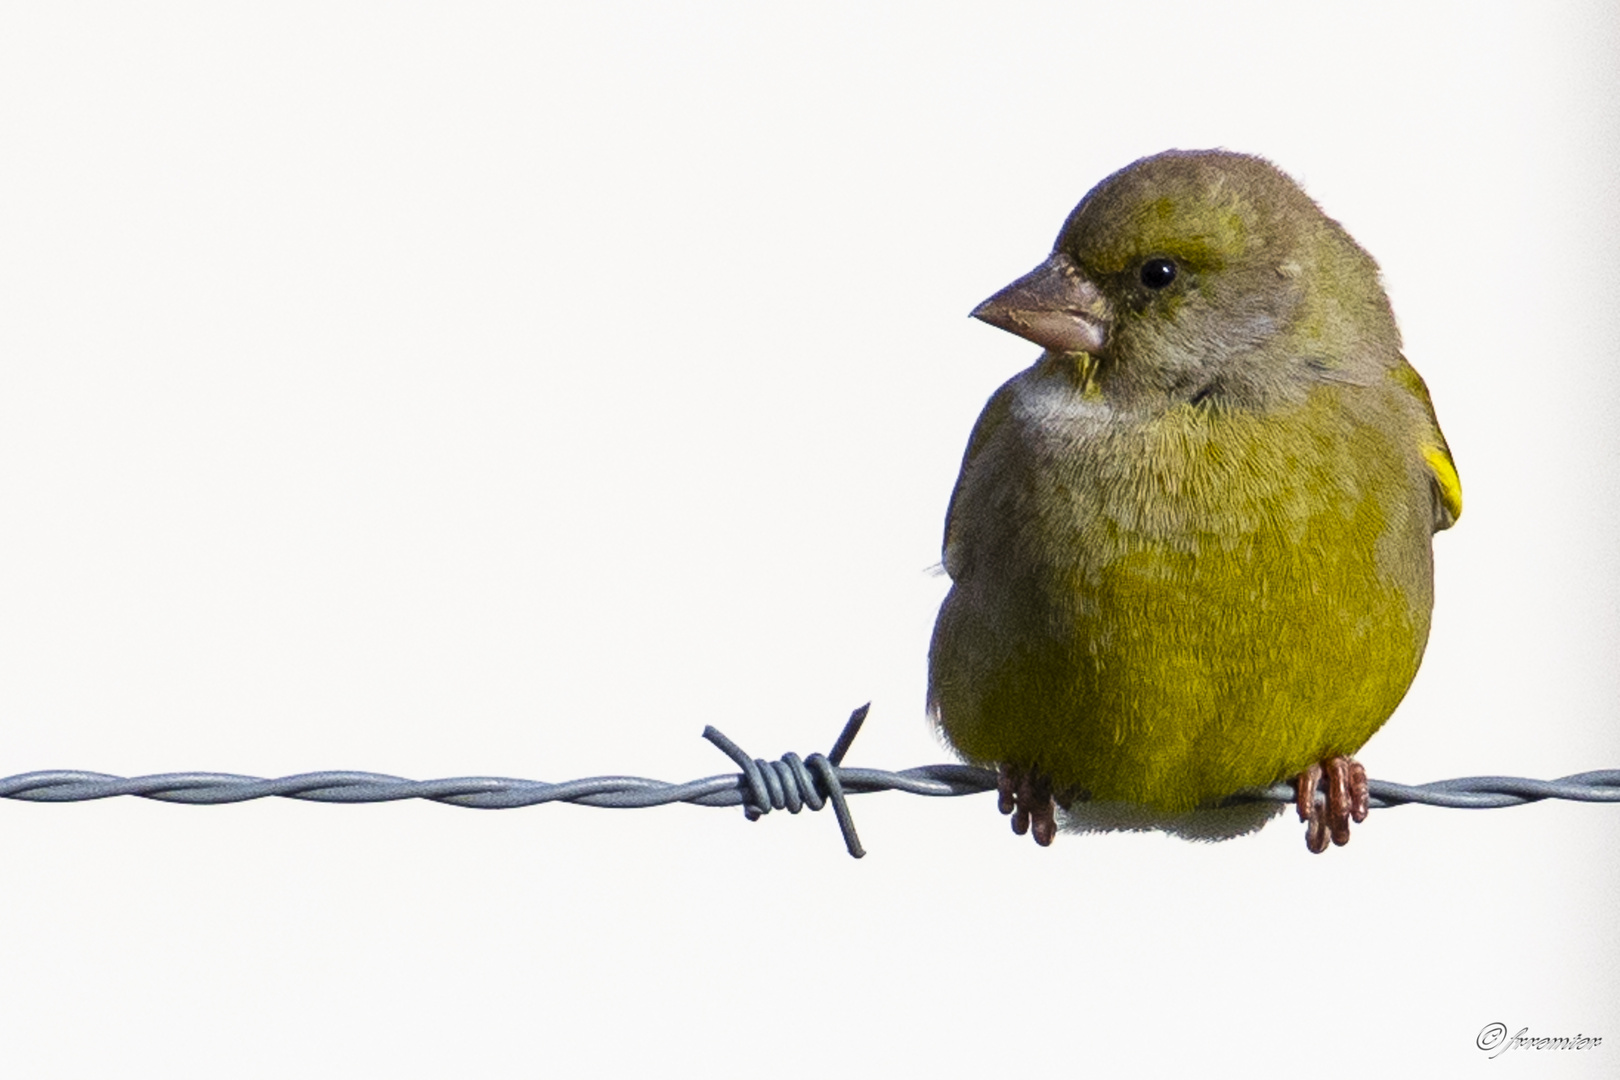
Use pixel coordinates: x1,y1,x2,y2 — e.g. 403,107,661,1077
1,2,1616,1075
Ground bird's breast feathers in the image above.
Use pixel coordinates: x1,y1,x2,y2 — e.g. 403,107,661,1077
954,359,1432,565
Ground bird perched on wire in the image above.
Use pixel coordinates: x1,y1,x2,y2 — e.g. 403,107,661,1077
927,150,1461,853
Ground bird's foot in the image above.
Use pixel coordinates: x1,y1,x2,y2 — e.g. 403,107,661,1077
997,763,1057,846
1293,757,1369,853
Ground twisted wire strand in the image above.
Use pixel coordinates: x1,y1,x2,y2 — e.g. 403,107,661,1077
2,704,1615,858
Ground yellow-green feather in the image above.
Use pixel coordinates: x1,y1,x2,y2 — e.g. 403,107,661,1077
932,374,1435,812
1393,358,1463,528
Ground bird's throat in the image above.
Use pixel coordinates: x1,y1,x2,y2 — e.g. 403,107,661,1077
1061,351,1103,399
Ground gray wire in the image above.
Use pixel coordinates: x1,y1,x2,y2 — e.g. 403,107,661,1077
2,705,1615,858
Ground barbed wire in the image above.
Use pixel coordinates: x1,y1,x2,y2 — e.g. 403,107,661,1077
3,705,1616,858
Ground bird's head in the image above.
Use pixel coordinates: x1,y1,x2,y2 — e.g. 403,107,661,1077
972,150,1398,407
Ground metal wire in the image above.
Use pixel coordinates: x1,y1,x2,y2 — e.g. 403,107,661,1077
2,704,1615,858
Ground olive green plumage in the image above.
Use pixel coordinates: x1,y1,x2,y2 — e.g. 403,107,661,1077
928,149,1460,827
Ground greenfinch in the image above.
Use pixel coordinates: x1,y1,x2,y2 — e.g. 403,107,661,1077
928,150,1461,853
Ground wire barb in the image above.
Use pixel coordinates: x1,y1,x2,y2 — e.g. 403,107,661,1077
702,704,870,857
0,707,1614,858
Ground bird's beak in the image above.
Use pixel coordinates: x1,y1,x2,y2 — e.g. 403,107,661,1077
970,252,1109,355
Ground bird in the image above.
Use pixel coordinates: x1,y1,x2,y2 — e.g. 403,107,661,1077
927,149,1460,853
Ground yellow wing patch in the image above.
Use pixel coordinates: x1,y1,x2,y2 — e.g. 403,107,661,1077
1392,358,1461,532
1422,441,1462,530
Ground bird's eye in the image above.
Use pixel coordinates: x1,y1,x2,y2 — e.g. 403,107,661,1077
1140,258,1177,289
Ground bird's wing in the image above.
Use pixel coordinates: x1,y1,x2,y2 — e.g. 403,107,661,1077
1394,358,1462,531
942,383,1016,579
